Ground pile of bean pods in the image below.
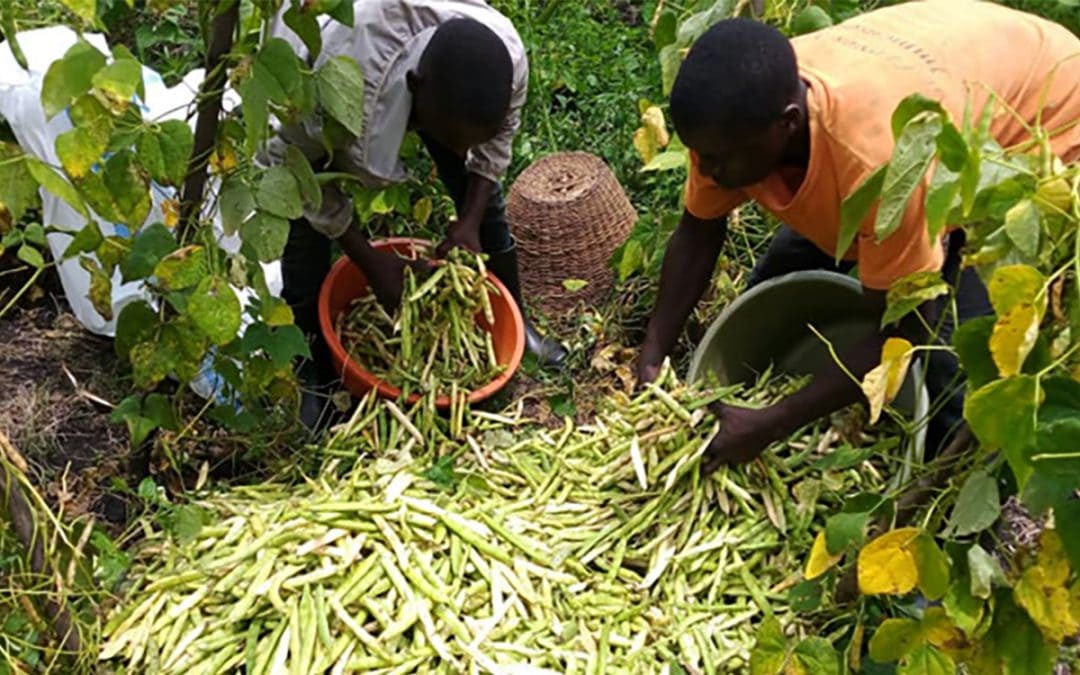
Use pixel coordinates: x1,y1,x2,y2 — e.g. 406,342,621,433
335,249,505,399
100,365,900,674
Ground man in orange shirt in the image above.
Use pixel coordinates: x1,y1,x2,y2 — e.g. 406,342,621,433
637,1,1080,466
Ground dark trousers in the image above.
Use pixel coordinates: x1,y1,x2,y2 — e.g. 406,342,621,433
747,226,993,456
281,136,514,377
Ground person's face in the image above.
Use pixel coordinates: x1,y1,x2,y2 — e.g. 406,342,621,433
409,72,498,157
681,109,799,189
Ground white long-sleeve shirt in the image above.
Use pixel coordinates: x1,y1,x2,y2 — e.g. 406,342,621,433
261,0,528,238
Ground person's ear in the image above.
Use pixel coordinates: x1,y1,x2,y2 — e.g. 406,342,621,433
406,70,422,94
777,102,802,135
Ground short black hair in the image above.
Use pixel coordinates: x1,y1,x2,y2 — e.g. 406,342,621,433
670,18,799,136
419,18,513,130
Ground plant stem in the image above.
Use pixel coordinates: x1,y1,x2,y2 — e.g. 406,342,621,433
179,0,240,239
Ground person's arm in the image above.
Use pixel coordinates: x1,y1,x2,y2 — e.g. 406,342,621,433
436,174,495,256
702,290,935,469
638,210,729,383
338,228,430,310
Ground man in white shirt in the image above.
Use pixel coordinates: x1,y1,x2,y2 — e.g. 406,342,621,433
264,1,568,426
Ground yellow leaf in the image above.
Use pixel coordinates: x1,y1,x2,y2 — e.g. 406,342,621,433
882,337,914,402
412,197,433,226
162,198,179,229
860,337,913,424
1013,530,1079,643
805,530,843,580
641,106,670,149
989,302,1040,377
857,528,921,596
632,127,657,164
921,607,967,653
210,143,238,175
987,265,1045,317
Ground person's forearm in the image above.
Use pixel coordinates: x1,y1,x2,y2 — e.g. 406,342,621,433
762,295,934,439
641,213,727,364
458,173,497,233
338,228,378,273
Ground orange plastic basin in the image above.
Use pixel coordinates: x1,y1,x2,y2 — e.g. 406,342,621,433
318,238,525,408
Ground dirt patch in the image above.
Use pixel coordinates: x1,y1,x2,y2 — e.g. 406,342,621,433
0,302,133,524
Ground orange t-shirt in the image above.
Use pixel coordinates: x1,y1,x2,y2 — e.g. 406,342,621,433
684,0,1080,290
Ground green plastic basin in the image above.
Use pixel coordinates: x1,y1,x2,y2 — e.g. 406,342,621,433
687,270,928,418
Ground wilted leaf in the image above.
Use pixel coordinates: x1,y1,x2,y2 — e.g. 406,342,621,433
861,337,914,424
987,265,1045,317
1013,529,1078,642
882,271,948,327
56,125,107,179
153,245,207,291
858,527,921,596
80,256,113,320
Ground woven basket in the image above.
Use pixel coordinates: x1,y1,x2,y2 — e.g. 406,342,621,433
507,152,637,314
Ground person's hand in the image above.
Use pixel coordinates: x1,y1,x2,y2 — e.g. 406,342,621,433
365,253,432,311
701,403,780,474
636,345,665,387
435,219,482,258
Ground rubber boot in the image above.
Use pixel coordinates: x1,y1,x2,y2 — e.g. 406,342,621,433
485,241,569,369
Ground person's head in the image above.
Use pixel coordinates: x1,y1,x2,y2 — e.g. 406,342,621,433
670,18,804,189
408,18,513,156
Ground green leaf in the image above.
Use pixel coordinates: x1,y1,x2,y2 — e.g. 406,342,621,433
255,38,305,105
120,222,177,282
61,221,103,259
284,145,321,212
925,166,960,242
987,264,1045,317
935,122,968,172
890,94,947,140
642,148,689,172
241,211,290,263
789,637,840,674
284,5,322,60
110,392,177,447
825,511,869,554
869,618,922,664
16,244,45,268
659,43,682,96
188,276,241,346
913,534,951,601
989,591,1056,675
836,164,887,262
138,121,193,187
421,455,458,489
876,112,941,242
56,126,107,179
238,69,272,151
952,317,998,389
327,0,353,25
943,576,985,637
153,245,207,291
26,158,89,218
170,504,207,545
947,470,1000,536
789,6,833,35
617,238,644,281
41,41,106,119
241,322,310,368
255,166,303,220
1002,199,1040,259
218,177,254,235
967,544,1007,599
115,300,158,360
316,56,365,137
0,145,39,221
749,616,789,675
90,530,130,590
882,271,948,327
91,57,144,113
653,9,677,49
788,580,822,612
59,0,96,24
897,644,954,675
0,4,28,69
23,222,45,247
1022,466,1080,517
965,376,1042,482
